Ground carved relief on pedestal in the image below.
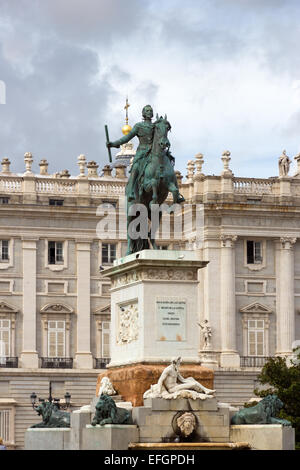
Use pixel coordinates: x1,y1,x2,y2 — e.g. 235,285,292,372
117,303,139,345
111,268,197,288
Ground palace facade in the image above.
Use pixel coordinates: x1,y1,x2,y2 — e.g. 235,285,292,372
0,148,300,448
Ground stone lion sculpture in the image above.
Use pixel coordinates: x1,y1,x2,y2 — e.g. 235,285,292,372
91,394,132,426
176,412,197,437
30,401,70,428
231,395,291,426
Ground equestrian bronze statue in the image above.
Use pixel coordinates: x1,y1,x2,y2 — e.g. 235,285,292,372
107,105,184,254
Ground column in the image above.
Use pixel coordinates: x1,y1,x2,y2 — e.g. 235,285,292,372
276,237,296,357
75,240,93,368
20,238,39,368
219,235,240,368
198,238,221,369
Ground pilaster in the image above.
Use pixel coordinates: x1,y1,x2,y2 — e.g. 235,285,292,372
20,238,39,368
276,237,296,358
75,240,93,369
219,235,240,368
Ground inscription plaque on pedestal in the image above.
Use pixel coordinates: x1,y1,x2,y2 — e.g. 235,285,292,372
156,297,186,341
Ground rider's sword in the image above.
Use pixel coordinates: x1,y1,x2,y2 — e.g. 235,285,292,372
104,124,112,163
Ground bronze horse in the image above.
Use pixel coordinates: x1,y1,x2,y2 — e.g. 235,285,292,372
126,115,184,255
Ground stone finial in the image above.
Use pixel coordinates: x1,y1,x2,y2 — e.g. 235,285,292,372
278,149,291,177
175,170,183,185
1,157,11,174
24,152,33,174
115,164,126,179
77,154,87,177
294,152,300,177
194,153,204,176
60,169,71,178
221,150,232,176
39,159,49,175
102,164,112,178
87,160,99,178
186,160,195,181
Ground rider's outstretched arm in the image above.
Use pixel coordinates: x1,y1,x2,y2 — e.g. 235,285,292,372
111,124,139,148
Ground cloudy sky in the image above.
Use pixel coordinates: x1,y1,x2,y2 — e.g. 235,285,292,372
1,0,300,178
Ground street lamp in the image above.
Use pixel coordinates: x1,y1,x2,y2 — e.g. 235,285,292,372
30,382,71,410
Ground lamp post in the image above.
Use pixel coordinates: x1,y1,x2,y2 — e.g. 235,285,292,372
30,382,71,410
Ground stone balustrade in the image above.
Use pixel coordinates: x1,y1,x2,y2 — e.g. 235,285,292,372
0,177,23,193
0,174,127,197
2,170,300,201
36,179,77,194
233,177,275,195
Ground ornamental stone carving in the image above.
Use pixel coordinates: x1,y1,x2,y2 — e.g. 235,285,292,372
117,303,139,345
280,237,297,249
198,319,212,350
220,234,237,247
111,268,197,288
98,377,116,397
278,150,291,177
176,412,197,437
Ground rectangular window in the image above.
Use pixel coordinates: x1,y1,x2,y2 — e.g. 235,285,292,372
0,320,10,357
49,199,64,206
247,240,262,264
0,409,11,444
0,197,9,204
102,243,116,264
48,320,65,357
0,240,9,262
248,319,264,356
48,241,64,264
102,322,110,358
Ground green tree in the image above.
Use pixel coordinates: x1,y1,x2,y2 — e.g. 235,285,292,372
254,352,300,447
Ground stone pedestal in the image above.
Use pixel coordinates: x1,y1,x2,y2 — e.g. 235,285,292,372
99,250,211,404
102,250,208,367
25,428,70,450
132,397,230,443
82,424,139,450
230,424,295,450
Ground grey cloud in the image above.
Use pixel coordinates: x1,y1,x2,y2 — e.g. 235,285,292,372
1,0,146,45
0,36,114,174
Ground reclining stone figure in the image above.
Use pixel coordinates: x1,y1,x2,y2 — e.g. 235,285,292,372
143,357,215,400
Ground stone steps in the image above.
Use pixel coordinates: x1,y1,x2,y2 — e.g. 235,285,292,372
213,371,259,406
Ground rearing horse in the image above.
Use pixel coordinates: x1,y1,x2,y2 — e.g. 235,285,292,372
126,115,184,255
